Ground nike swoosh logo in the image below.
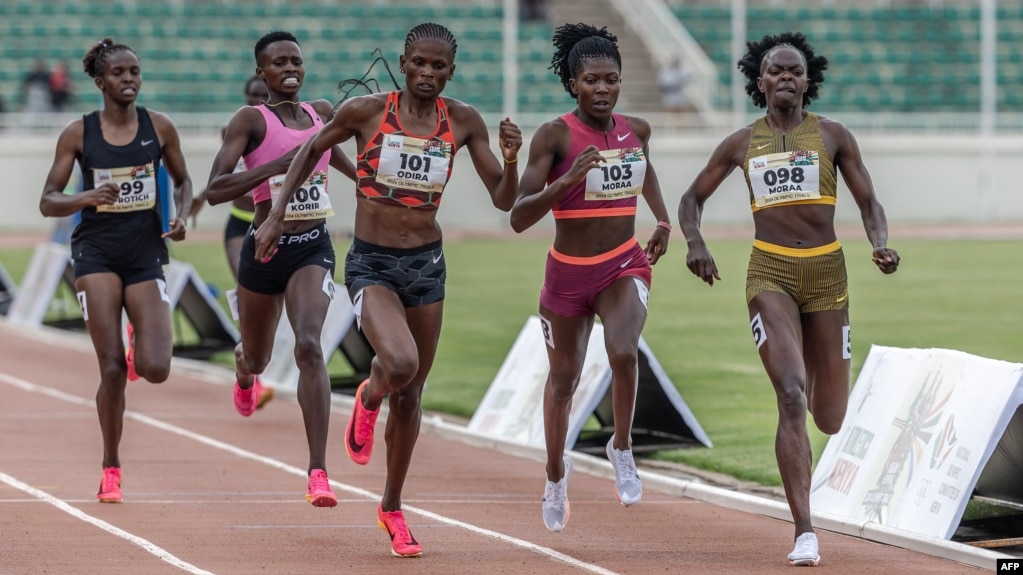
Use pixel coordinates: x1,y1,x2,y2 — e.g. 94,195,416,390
324,258,333,264
755,143,770,150
348,423,366,453
141,139,154,146
432,253,443,264
617,133,630,142
619,258,633,269
836,293,848,303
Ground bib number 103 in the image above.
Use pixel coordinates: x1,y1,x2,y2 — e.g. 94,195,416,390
600,163,633,182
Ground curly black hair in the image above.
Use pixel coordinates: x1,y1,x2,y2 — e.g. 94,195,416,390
737,32,828,109
549,22,621,99
82,38,136,78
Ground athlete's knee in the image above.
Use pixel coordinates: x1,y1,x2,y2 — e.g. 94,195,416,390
811,402,846,435
547,368,580,402
390,385,423,416
138,358,171,383
292,333,325,371
97,356,128,390
376,351,419,390
774,376,808,418
605,342,638,374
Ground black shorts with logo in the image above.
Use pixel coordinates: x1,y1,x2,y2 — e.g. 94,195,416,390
237,223,335,295
344,237,445,308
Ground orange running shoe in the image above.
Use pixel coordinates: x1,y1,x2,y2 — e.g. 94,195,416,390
125,323,139,382
97,466,122,503
344,379,380,465
377,504,422,557
255,380,275,410
304,469,338,508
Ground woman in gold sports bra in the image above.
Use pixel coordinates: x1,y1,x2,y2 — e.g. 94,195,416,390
677,32,899,567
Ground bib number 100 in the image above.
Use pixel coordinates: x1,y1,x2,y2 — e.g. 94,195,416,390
291,185,321,204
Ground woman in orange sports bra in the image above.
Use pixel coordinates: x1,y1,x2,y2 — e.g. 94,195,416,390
268,22,521,558
677,32,899,566
510,22,671,533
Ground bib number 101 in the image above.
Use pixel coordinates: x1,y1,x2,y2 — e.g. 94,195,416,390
399,153,432,173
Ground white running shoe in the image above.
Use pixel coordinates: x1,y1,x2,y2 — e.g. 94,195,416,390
606,435,642,506
787,532,820,566
542,454,572,532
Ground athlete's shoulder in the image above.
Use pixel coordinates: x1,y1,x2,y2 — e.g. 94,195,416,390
617,113,651,139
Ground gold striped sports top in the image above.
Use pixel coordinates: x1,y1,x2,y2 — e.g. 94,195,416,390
742,113,836,212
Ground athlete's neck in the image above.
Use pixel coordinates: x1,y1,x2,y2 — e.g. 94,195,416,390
99,102,137,126
765,108,806,134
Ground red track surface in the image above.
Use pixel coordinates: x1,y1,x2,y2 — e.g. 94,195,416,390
0,323,990,574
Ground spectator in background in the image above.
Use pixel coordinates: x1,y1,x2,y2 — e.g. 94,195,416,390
21,59,52,114
658,56,692,113
520,0,548,22
50,60,75,112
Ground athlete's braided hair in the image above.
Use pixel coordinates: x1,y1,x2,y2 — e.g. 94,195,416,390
737,32,827,109
82,37,136,79
549,22,621,99
404,22,457,60
254,30,299,63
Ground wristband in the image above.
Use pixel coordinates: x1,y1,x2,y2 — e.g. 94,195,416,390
656,220,672,232
504,157,518,164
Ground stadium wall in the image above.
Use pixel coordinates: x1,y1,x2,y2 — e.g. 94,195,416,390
4,131,1023,235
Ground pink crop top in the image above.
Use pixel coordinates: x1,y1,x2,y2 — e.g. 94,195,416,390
244,102,330,205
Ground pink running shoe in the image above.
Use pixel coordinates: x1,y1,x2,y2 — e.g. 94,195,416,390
233,378,257,417
125,323,139,382
377,504,422,557
305,469,338,508
344,379,380,465
97,466,122,503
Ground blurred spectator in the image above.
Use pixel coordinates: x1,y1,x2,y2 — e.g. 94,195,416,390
21,59,52,114
49,60,74,112
658,56,692,113
520,0,547,22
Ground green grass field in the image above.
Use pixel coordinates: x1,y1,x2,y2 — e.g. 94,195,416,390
1,235,1020,488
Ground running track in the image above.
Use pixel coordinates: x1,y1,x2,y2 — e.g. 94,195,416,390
0,322,996,574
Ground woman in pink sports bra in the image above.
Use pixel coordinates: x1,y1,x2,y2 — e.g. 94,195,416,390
510,22,671,533
204,31,356,509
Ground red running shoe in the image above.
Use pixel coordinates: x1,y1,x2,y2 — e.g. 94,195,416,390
97,466,122,503
305,469,338,508
233,378,257,417
377,504,422,557
344,379,380,465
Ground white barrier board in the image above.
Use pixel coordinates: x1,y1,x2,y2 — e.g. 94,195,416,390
468,315,711,450
811,345,1023,539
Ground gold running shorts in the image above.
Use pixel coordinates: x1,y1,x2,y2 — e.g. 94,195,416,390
745,240,848,313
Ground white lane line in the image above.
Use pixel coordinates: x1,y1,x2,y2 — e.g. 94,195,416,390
0,471,214,575
0,372,620,575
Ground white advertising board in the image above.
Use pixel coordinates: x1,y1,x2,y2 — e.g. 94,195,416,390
810,345,1023,539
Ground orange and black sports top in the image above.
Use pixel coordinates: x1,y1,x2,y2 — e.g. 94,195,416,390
550,112,646,220
742,112,837,212
356,91,457,210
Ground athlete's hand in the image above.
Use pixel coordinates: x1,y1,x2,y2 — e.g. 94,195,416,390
562,145,604,186
253,219,282,263
686,241,721,286
644,226,669,265
499,117,522,162
89,182,120,207
162,217,186,241
872,247,900,274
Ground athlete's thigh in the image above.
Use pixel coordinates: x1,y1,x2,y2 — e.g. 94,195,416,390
801,309,851,411
404,300,444,380
76,273,127,361
284,264,333,338
538,304,593,378
224,236,245,281
356,285,417,362
236,285,283,363
748,290,805,386
593,276,648,349
123,277,173,360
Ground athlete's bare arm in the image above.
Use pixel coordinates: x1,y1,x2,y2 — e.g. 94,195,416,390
39,120,117,217
150,110,192,240
509,119,585,232
205,107,291,206
448,99,521,211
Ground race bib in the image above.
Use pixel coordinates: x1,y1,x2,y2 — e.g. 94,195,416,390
748,150,821,209
94,162,157,213
376,134,451,195
584,148,647,201
269,170,333,220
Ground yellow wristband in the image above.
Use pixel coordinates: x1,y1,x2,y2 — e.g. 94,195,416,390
504,157,518,164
